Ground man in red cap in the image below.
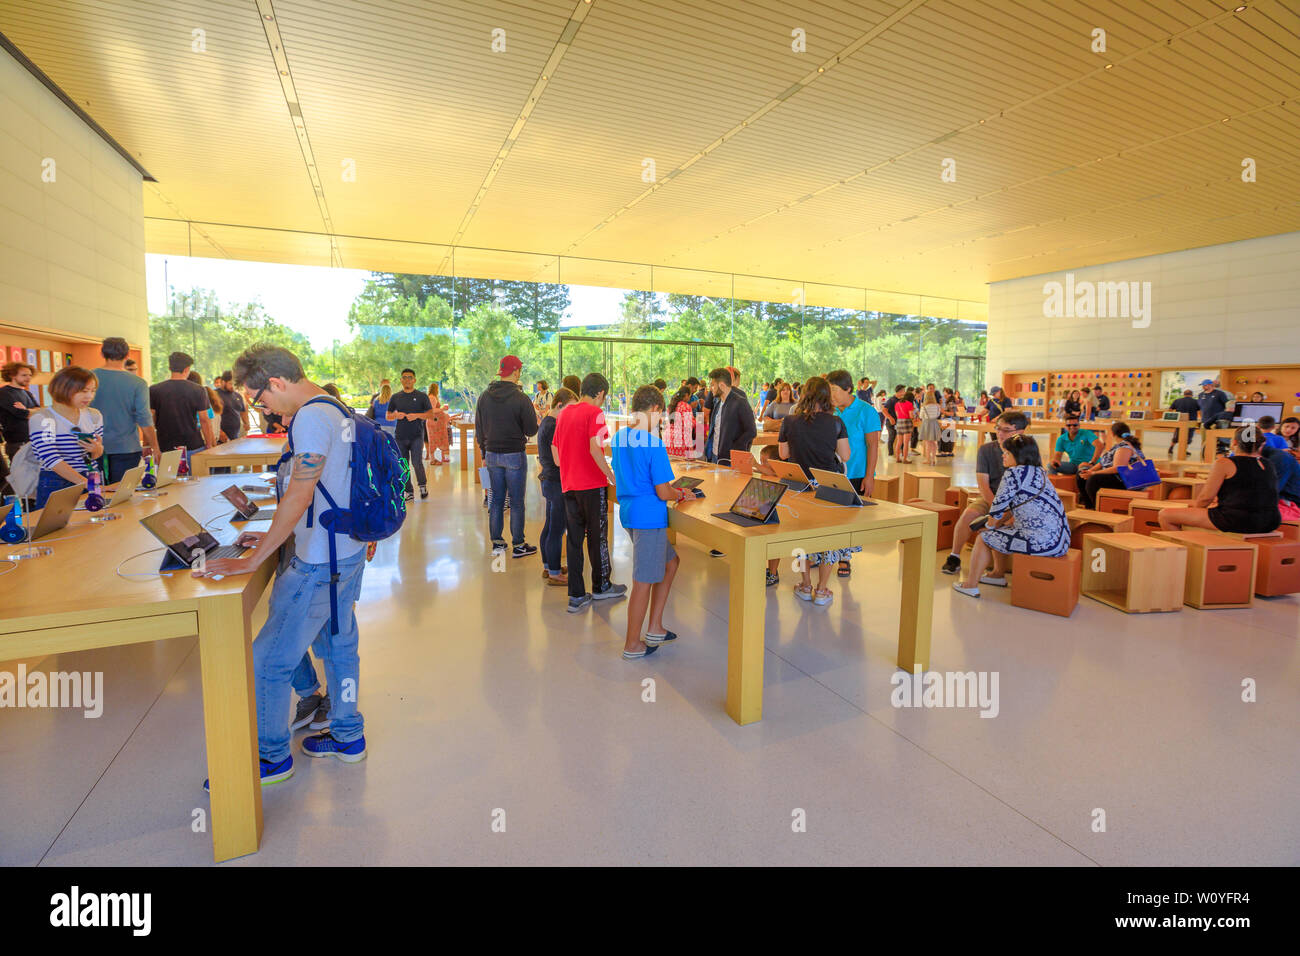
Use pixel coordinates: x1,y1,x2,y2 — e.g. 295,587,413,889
475,354,539,558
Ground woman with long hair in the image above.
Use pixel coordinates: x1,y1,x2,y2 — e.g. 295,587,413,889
537,387,577,585
424,382,451,464
973,390,990,423
763,382,795,422
770,376,860,603
367,380,396,434
1075,421,1145,509
1063,389,1082,419
918,385,942,466
665,384,698,457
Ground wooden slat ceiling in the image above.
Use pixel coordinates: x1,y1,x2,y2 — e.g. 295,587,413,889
2,0,1296,316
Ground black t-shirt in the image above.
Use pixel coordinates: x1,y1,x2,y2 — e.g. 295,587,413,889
219,388,245,440
388,389,432,441
778,411,847,475
0,383,38,443
976,440,1007,494
1171,396,1199,419
883,395,900,421
149,379,208,451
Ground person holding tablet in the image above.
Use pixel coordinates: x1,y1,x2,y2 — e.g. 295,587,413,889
776,377,859,605
29,366,104,509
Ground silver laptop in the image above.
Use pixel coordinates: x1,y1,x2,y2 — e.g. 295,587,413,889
13,484,82,542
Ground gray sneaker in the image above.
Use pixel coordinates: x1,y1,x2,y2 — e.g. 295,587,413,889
291,693,322,731
592,583,628,602
309,694,331,731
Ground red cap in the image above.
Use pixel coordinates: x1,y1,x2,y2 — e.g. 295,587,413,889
499,355,522,377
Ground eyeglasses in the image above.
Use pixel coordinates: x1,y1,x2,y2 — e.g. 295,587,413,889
249,387,267,410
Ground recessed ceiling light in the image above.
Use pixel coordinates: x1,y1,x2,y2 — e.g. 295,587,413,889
264,14,273,20
1222,116,1230,122
1235,4,1247,10
979,119,985,124
280,70,288,75
817,67,824,73
1104,63,1113,69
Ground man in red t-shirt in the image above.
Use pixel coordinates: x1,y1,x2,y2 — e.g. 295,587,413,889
553,372,626,611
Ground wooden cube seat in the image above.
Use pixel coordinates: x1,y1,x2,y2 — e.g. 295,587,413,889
1216,530,1300,597
1067,509,1134,550
1010,549,1081,617
1095,488,1154,515
1151,530,1257,609
904,498,959,551
1129,499,1191,536
1081,533,1187,613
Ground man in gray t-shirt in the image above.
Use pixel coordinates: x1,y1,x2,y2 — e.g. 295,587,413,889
196,345,373,782
91,337,161,483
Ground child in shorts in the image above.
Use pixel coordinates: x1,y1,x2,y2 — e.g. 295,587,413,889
610,385,695,660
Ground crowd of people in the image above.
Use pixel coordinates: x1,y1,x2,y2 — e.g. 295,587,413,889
5,340,1297,786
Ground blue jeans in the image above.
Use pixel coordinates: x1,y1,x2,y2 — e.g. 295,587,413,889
102,451,142,484
254,549,366,762
539,477,565,573
1049,461,1079,475
292,653,321,697
35,471,75,510
486,451,527,546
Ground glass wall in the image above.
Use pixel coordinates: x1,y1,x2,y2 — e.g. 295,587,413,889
146,228,986,411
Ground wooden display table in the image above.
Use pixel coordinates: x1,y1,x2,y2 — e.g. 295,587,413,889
0,476,276,861
1152,530,1258,609
667,463,937,725
1067,508,1133,550
189,435,286,476
953,418,1199,461
902,471,950,503
1080,532,1187,613
454,421,481,478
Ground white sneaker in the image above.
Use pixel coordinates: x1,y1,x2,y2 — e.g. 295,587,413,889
979,575,1008,587
952,583,980,597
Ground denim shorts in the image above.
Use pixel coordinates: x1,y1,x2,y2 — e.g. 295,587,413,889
630,527,676,583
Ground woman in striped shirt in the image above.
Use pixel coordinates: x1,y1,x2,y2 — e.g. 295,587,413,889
30,366,104,509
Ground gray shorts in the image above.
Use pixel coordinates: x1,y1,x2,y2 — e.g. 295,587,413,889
630,528,677,584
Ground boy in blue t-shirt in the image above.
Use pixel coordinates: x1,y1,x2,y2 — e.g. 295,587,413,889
611,385,695,660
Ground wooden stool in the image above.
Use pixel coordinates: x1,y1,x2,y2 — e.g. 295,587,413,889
945,486,978,512
1067,509,1134,550
904,498,959,551
1010,549,1081,617
1160,476,1205,501
1151,530,1257,609
902,471,950,504
872,474,902,503
1054,488,1078,512
1081,532,1187,613
1216,530,1300,597
1280,519,1299,542
1095,488,1153,515
1129,499,1190,536
1048,473,1077,495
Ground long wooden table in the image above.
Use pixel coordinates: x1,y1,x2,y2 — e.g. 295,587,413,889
190,435,287,476
0,476,276,862
666,463,938,725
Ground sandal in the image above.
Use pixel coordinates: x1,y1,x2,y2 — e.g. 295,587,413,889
765,569,779,587
837,560,851,577
813,588,833,607
794,584,814,602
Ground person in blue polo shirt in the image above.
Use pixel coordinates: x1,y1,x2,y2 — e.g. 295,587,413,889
1048,416,1102,475
826,369,882,578
610,385,695,661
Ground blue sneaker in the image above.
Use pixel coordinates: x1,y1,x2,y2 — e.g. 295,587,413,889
301,732,367,762
203,755,293,792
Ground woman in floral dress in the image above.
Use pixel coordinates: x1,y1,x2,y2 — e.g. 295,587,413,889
953,435,1070,598
425,382,451,465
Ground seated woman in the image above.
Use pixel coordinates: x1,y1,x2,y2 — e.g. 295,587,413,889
1279,416,1300,450
1075,421,1145,509
1158,428,1280,534
953,435,1070,597
29,366,104,510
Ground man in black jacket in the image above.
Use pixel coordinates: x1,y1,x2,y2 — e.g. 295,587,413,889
475,355,540,557
705,367,756,465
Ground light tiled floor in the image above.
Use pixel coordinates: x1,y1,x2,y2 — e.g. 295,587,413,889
4,436,1298,866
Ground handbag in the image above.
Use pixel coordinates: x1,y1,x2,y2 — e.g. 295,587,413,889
1117,456,1160,490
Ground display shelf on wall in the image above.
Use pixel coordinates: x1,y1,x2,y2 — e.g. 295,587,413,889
1001,365,1300,419
0,323,143,405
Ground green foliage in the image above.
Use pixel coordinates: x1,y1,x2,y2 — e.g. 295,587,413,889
150,275,986,412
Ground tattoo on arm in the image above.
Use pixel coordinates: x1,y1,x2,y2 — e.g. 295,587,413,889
291,452,326,481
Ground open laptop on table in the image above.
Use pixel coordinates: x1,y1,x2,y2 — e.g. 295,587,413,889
139,503,253,571
767,458,813,492
712,476,785,527
220,484,277,522
730,449,754,475
6,483,82,542
75,463,145,511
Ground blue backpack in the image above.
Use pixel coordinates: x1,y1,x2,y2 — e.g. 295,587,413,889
279,396,409,633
